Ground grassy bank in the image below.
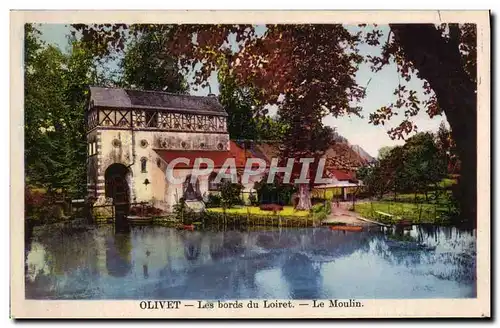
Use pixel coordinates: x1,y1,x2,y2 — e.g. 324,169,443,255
353,201,453,225
207,206,310,217
203,210,320,228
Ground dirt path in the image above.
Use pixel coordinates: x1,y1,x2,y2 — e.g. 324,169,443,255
322,202,382,227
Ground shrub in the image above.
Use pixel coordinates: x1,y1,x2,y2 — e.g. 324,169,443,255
205,193,222,208
173,198,195,223
248,192,259,206
25,188,66,222
220,180,244,208
324,201,332,214
313,211,328,222
254,180,296,205
311,203,324,213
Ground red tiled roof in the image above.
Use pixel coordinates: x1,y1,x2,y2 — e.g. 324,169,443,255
154,149,233,168
154,141,266,169
328,169,356,181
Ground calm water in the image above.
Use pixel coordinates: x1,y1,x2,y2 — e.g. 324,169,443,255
25,224,476,300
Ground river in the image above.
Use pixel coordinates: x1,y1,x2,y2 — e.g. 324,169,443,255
25,224,476,300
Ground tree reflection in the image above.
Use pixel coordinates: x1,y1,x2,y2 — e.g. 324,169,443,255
209,231,245,261
182,232,202,261
372,226,476,285
106,232,132,277
282,253,320,299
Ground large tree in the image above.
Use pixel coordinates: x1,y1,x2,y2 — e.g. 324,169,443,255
365,24,477,223
217,55,286,142
25,25,107,197
120,26,188,93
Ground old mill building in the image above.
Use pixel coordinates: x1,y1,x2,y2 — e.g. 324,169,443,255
86,86,366,211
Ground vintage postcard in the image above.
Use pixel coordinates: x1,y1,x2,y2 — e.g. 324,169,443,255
10,10,490,319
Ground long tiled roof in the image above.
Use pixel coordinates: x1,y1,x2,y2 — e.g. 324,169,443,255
88,86,227,116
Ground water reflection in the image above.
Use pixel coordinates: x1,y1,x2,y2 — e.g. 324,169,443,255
106,232,132,277
25,224,476,300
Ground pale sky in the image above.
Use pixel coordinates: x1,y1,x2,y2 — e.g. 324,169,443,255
36,24,447,158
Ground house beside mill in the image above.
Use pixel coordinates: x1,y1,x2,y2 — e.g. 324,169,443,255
86,86,366,212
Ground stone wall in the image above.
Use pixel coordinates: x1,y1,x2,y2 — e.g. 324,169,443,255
94,126,231,210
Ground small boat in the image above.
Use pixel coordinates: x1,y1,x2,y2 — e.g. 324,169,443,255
127,215,153,225
330,225,363,232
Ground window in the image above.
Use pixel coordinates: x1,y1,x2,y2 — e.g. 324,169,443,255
112,139,121,148
140,139,148,148
141,157,148,173
145,112,157,127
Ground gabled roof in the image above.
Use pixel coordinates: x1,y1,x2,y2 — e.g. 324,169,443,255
88,86,227,116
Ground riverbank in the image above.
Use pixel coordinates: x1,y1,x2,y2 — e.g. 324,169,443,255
91,210,321,229
352,201,453,225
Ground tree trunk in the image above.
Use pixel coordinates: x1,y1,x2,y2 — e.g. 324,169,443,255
295,184,312,210
390,24,477,224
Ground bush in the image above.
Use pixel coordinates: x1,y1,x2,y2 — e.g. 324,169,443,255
324,201,332,214
313,211,328,221
173,198,195,224
220,180,244,208
254,180,296,206
25,187,65,222
311,203,325,213
248,192,259,206
205,193,222,208
311,201,331,214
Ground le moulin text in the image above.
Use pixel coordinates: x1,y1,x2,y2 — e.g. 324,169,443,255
139,299,363,310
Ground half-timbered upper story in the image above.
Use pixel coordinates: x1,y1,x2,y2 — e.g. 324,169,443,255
86,86,228,134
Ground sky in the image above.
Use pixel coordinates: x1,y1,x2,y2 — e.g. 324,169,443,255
36,24,447,158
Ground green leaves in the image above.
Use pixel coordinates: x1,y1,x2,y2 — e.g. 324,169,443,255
359,132,448,199
120,27,188,93
25,27,104,198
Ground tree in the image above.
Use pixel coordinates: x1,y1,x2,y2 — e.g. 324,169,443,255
402,132,447,200
25,25,107,198
377,146,394,161
364,24,477,223
217,59,261,141
120,26,188,92
360,132,447,202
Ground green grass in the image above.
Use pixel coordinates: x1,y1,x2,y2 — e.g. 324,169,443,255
207,206,310,217
437,178,458,188
353,201,453,224
380,190,453,204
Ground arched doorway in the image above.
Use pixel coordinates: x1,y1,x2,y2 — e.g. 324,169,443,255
105,163,131,219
